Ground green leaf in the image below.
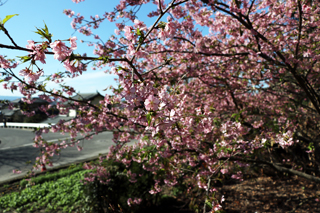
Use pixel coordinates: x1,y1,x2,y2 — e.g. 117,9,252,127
308,142,315,151
43,22,49,35
98,55,109,64
136,28,145,44
34,21,52,42
2,14,19,25
205,199,212,208
116,66,124,71
136,28,142,36
157,21,166,29
17,56,32,63
231,113,240,122
142,135,149,141
146,112,152,126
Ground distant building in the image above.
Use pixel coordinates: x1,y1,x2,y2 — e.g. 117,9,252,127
11,97,49,111
0,97,50,123
70,92,104,106
0,108,22,122
61,92,104,117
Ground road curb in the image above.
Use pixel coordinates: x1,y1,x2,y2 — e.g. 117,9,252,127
0,152,109,186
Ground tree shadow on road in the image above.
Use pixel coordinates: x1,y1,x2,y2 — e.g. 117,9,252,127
0,146,39,173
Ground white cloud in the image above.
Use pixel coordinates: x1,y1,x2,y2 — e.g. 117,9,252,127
62,71,118,95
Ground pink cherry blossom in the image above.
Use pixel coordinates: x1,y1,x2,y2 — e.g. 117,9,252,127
63,9,75,18
220,168,228,174
72,0,84,3
50,40,72,61
69,36,77,50
144,95,160,111
0,55,18,69
19,68,44,83
26,40,47,64
13,169,22,174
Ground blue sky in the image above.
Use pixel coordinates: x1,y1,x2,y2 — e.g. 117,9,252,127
0,0,158,97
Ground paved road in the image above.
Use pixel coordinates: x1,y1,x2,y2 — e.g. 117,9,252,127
0,128,68,150
0,129,121,182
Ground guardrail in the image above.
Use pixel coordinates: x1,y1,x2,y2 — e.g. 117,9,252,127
0,122,52,129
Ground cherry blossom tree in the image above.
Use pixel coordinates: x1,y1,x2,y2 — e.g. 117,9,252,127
1,0,320,211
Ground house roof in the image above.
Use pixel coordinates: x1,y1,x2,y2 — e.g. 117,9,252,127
11,98,22,104
62,92,104,106
0,109,19,116
71,92,103,101
32,98,49,104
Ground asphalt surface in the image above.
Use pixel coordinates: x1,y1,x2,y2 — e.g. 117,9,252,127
0,128,67,150
0,128,120,183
